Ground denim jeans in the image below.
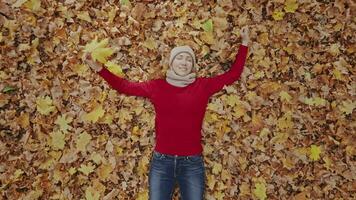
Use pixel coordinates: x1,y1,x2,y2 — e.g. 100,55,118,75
148,150,206,200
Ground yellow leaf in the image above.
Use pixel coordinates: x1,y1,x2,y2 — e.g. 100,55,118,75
332,68,343,80
91,48,114,64
277,111,293,131
77,11,92,23
136,190,148,200
284,0,298,13
54,114,73,134
120,0,131,7
36,95,56,115
329,43,340,56
79,162,95,176
85,186,100,200
137,155,150,176
322,156,333,170
272,10,285,21
212,162,222,175
84,37,114,64
12,0,27,8
24,0,41,12
279,91,292,102
68,167,77,175
104,61,124,77
225,94,239,107
82,104,105,123
90,152,103,165
11,169,24,181
50,130,66,150
17,112,30,128
338,100,355,115
200,31,215,45
96,163,113,180
207,174,216,190
239,182,250,196
76,131,92,152
309,145,321,161
253,182,267,200
313,97,326,106
107,7,117,23
72,64,89,77
142,37,157,50
214,191,225,200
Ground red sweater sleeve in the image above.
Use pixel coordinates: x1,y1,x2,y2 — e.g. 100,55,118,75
97,67,154,98
203,44,248,96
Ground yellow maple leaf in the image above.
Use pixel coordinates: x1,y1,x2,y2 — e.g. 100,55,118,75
68,167,77,175
77,11,92,23
24,0,41,12
207,174,216,190
277,111,293,131
272,10,285,21
76,131,92,152
85,186,100,200
313,97,326,106
11,169,24,181
214,191,225,200
253,182,267,200
309,145,321,161
225,94,239,107
36,95,56,115
279,91,292,102
200,31,215,45
338,100,355,115
137,190,148,200
120,0,131,7
50,130,66,150
142,37,157,50
83,37,114,64
90,152,103,165
12,0,27,8
104,61,124,77
71,64,89,77
212,162,222,175
107,7,117,23
284,0,298,13
54,114,73,134
137,155,150,176
96,163,113,180
78,162,95,176
82,104,105,123
239,182,250,196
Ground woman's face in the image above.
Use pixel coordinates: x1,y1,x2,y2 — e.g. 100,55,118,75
171,52,194,76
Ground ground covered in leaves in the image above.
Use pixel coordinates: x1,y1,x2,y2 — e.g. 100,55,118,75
0,0,355,199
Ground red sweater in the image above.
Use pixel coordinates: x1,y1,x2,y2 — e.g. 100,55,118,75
97,45,248,156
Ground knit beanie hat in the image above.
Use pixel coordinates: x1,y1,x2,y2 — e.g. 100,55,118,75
166,45,197,87
169,45,196,70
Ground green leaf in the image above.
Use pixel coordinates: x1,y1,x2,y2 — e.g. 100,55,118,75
253,182,267,200
120,0,131,6
202,19,213,32
309,145,321,161
3,85,16,93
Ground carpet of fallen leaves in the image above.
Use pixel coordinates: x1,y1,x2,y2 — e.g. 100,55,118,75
0,0,355,199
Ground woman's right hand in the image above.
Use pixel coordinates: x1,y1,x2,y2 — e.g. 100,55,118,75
83,53,103,72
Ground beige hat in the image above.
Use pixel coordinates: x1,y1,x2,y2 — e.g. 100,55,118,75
169,46,196,70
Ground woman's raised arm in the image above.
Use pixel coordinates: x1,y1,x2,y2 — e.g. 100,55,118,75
202,26,249,96
84,54,154,98
202,44,248,96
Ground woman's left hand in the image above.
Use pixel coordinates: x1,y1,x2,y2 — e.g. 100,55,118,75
240,26,250,46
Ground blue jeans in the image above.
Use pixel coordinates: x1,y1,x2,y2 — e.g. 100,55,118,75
148,150,206,200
